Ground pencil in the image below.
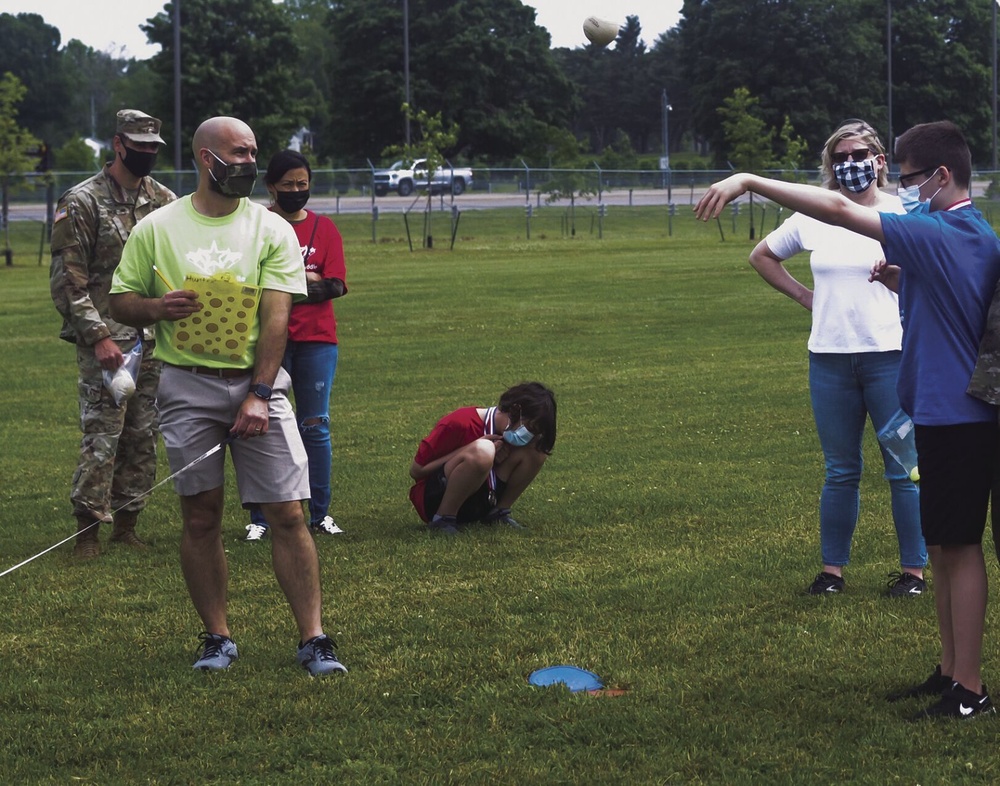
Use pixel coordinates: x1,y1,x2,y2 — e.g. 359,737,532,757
153,265,175,291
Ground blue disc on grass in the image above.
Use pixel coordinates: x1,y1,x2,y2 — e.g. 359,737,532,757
528,665,603,692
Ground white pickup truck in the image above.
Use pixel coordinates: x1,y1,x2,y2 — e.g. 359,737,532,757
372,159,474,197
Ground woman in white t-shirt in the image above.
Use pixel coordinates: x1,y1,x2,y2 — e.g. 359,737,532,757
748,118,926,597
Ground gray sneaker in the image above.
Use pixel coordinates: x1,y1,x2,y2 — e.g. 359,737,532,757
297,634,348,676
193,632,238,671
482,506,524,529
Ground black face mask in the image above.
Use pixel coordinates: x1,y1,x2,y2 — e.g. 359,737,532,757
274,189,310,214
207,150,257,198
120,146,158,178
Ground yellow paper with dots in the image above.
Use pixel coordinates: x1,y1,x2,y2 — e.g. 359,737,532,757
174,273,261,364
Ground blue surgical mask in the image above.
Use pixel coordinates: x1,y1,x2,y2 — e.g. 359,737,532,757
898,169,940,214
503,424,534,447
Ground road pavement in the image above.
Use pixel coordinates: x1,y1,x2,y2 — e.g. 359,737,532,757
6,179,994,223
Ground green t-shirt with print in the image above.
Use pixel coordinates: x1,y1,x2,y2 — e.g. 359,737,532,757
111,195,306,368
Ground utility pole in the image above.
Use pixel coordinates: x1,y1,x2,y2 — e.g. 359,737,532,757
661,89,672,201
173,0,182,193
403,0,411,146
887,0,893,171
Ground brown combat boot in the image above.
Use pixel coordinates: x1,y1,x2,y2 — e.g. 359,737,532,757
73,515,101,559
110,510,148,549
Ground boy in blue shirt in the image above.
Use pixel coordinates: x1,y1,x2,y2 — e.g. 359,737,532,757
695,121,1000,720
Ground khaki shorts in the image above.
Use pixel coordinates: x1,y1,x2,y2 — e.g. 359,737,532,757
157,365,309,504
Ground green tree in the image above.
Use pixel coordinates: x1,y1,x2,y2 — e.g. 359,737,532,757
55,135,99,173
717,87,774,173
556,14,691,158
280,0,336,164
0,72,40,182
604,17,657,153
556,15,662,156
717,87,776,240
326,0,574,163
142,0,308,159
0,72,40,264
646,27,692,159
678,0,883,166
675,0,999,167
61,40,135,144
382,105,459,247
775,116,809,174
109,61,163,143
0,13,73,146
889,0,993,165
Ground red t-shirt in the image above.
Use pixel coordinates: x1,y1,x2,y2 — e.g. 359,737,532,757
283,209,348,343
409,407,486,521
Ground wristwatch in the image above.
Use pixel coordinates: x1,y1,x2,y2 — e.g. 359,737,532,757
249,382,272,401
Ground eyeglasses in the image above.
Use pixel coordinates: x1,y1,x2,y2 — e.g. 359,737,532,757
830,148,873,164
896,166,938,187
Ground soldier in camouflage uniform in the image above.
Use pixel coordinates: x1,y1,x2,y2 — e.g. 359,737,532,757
50,110,176,558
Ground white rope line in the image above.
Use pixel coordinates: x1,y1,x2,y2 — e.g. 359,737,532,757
1,437,232,578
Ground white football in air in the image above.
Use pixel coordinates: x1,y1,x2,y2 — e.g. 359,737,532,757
583,16,619,47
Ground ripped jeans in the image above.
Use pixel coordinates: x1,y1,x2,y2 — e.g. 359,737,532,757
251,340,338,526
809,350,925,569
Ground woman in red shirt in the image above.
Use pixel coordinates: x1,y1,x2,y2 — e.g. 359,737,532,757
245,150,348,541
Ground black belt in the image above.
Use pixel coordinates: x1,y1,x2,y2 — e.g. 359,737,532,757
166,363,251,379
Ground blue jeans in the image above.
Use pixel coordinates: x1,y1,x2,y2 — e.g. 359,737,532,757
808,351,925,569
251,341,338,527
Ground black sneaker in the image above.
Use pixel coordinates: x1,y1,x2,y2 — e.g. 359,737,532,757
909,681,995,721
886,571,927,597
886,665,951,702
807,571,845,595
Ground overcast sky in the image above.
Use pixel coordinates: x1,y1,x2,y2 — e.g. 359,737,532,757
4,1,683,59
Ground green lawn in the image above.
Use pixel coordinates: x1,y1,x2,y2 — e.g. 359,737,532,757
2,205,1000,784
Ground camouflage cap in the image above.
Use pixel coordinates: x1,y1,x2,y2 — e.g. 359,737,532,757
116,110,165,144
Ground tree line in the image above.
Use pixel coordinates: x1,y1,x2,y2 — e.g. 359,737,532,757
1,0,997,174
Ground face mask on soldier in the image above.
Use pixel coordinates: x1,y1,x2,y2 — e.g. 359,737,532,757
119,139,158,178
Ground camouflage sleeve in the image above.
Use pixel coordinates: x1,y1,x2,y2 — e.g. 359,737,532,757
968,281,1000,405
49,189,108,346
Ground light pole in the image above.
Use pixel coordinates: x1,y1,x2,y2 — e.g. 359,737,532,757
993,0,997,172
661,89,672,202
173,0,182,193
403,0,411,146
887,0,893,171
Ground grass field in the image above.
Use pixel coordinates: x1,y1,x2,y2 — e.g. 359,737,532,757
3,204,1000,784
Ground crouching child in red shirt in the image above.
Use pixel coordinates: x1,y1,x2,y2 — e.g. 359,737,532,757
408,382,557,533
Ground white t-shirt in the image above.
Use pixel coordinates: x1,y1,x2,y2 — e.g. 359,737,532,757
764,196,905,353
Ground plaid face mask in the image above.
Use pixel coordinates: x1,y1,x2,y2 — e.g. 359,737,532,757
833,159,877,193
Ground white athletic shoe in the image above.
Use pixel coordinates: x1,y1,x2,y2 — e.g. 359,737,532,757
310,516,344,535
243,523,268,542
